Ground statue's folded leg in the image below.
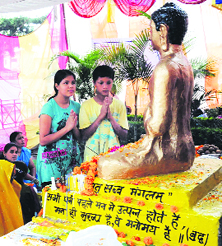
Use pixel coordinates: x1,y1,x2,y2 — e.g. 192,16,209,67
97,136,194,180
97,137,156,180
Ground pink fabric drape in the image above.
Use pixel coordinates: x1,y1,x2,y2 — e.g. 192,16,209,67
48,4,68,68
0,4,68,150
113,0,155,16
177,0,206,4
68,0,106,18
68,0,155,17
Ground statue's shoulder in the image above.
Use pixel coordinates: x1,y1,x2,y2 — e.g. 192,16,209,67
158,53,187,72
154,58,171,76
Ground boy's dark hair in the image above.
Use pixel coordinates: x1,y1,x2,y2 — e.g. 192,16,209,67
14,160,28,185
93,65,114,83
10,131,22,142
151,2,188,45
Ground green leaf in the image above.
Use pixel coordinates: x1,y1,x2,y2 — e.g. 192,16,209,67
190,57,216,79
131,29,151,57
136,10,151,19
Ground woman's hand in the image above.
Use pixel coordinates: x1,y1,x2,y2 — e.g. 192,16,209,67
70,109,78,127
40,109,79,146
66,109,77,131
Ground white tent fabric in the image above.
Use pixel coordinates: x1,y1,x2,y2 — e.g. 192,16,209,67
0,0,70,13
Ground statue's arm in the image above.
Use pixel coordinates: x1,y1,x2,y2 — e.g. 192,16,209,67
145,62,174,137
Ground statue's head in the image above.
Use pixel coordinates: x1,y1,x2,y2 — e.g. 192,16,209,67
151,2,188,45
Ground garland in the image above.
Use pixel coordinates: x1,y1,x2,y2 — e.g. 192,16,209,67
73,138,144,196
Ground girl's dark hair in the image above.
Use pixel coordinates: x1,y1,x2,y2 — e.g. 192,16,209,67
0,143,18,160
93,65,114,83
0,142,18,160
151,2,188,45
4,142,18,153
48,69,76,101
10,131,22,143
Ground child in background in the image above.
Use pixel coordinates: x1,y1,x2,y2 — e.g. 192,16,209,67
14,160,41,224
110,83,119,99
0,159,24,235
0,142,18,163
37,69,82,188
79,65,129,161
10,131,39,186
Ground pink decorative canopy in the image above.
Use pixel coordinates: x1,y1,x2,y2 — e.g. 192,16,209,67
177,0,207,4
69,0,156,17
69,0,107,18
68,0,210,18
113,0,156,16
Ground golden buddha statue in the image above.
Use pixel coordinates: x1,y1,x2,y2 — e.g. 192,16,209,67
97,2,195,180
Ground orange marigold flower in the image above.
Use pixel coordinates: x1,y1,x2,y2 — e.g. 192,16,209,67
89,163,97,170
180,244,188,246
114,228,119,236
87,170,95,177
155,203,164,210
38,208,43,217
118,232,126,238
170,205,179,213
59,185,66,193
137,200,145,206
131,236,140,241
195,145,203,157
84,183,90,189
126,240,135,246
80,189,94,196
143,236,153,245
81,161,90,171
162,243,170,246
85,178,94,185
110,195,118,201
88,168,97,176
123,196,132,203
84,180,94,189
91,156,100,163
90,170,98,176
43,186,50,192
73,166,81,175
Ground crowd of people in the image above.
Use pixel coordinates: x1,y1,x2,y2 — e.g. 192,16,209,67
0,64,129,236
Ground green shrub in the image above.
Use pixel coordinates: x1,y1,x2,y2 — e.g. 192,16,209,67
191,127,222,149
126,115,222,149
205,107,222,118
127,114,144,122
190,117,222,128
120,120,145,145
